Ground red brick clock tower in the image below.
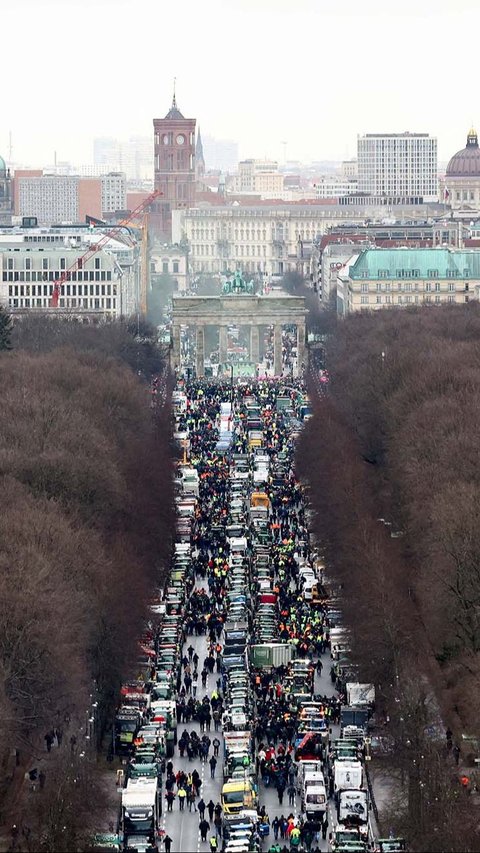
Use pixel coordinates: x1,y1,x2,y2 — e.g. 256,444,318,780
153,89,196,241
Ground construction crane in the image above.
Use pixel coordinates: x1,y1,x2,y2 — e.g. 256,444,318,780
49,189,162,308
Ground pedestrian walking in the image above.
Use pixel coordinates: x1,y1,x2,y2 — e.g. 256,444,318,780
288,783,296,806
163,834,173,853
212,737,220,757
178,785,187,810
199,819,210,842
272,816,280,840
209,836,218,852
209,755,217,778
198,797,206,818
166,790,175,812
207,799,215,821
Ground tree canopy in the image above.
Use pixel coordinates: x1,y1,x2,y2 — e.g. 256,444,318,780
0,319,173,849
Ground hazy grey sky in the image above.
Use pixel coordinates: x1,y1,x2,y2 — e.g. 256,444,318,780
2,0,479,167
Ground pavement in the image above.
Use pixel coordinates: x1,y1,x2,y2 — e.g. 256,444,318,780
256,663,340,852
157,600,342,853
159,596,225,853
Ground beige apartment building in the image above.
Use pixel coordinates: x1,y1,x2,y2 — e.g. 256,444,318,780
337,247,480,315
150,244,188,292
228,160,284,196
172,203,446,279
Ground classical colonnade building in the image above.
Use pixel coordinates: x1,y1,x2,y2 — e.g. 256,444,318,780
171,292,307,377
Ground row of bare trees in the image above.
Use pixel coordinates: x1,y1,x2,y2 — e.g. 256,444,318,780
297,304,480,850
0,317,174,849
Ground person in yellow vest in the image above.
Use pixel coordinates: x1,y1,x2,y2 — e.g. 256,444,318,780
290,825,301,847
177,785,187,810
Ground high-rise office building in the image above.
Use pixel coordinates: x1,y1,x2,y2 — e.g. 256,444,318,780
357,132,438,201
202,134,238,173
93,137,120,165
93,136,153,182
15,172,126,223
0,155,13,226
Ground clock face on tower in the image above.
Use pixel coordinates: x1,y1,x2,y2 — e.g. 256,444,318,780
176,134,186,145
162,134,169,144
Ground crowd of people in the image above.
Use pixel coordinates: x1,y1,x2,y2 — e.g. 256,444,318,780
159,377,342,853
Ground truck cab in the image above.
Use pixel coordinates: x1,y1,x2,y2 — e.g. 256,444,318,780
333,760,363,799
221,779,258,815
337,788,369,837
121,778,161,843
114,708,141,755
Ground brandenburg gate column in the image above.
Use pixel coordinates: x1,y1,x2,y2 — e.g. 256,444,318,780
296,321,306,377
273,324,283,376
250,325,260,365
196,324,205,378
171,323,181,370
219,324,228,367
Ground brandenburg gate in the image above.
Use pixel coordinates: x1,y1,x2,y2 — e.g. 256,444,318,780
171,272,307,378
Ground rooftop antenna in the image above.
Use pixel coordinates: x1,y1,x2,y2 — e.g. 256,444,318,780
8,131,12,163
173,76,177,108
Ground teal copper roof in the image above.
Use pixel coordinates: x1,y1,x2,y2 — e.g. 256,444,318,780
349,247,480,279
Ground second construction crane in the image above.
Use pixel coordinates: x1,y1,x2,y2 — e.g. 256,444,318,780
50,190,161,311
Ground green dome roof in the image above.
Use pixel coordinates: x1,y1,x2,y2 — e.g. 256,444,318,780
0,156,6,175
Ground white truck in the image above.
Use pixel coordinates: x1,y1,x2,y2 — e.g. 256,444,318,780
333,759,363,800
337,788,369,835
228,536,248,556
296,759,323,794
179,466,199,497
121,777,160,845
330,627,350,660
346,683,375,707
172,391,187,414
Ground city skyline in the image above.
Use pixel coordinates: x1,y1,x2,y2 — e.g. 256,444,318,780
2,0,479,168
